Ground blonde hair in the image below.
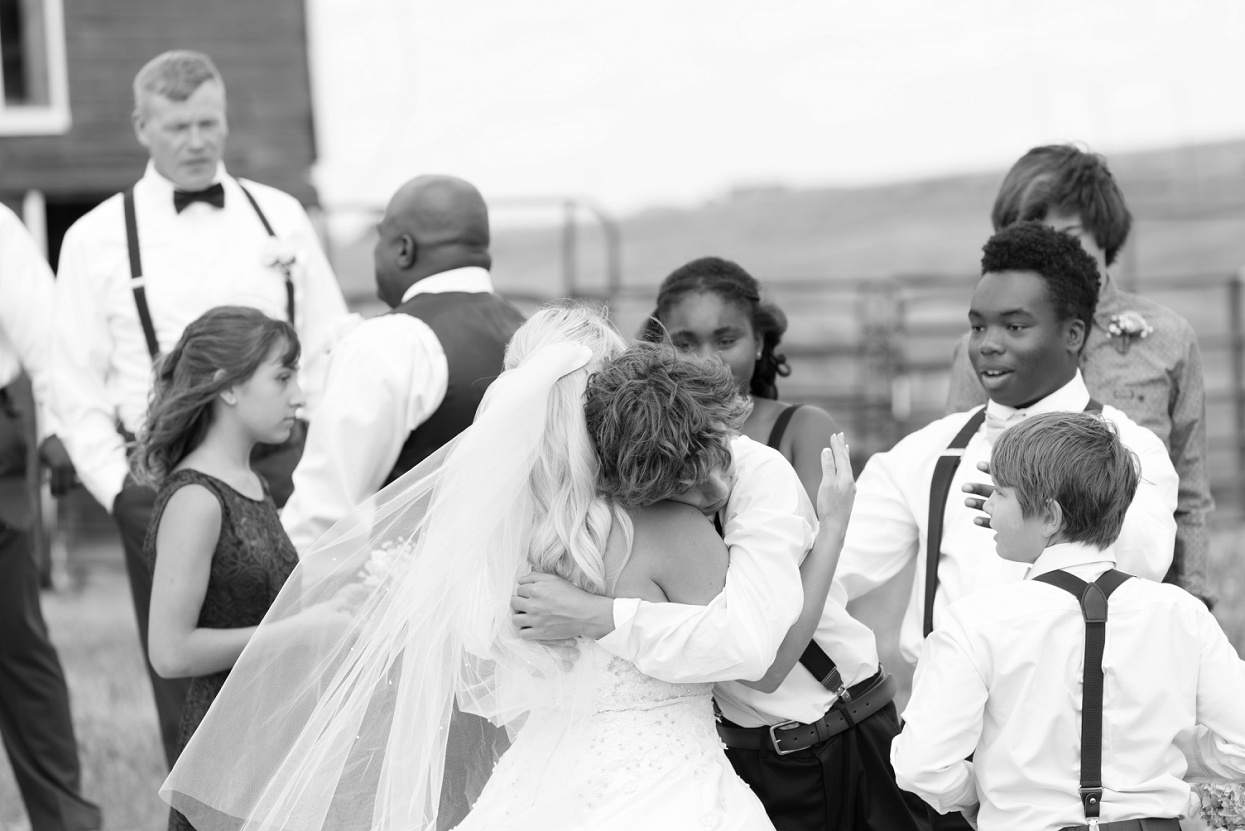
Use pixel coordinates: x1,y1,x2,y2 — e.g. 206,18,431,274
504,302,629,594
133,50,224,117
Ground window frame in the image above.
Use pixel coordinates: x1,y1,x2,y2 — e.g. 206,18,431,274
0,0,70,136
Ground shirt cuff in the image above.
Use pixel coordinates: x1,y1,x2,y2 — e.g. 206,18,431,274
597,597,640,654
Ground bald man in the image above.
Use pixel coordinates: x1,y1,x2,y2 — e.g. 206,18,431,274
282,175,525,553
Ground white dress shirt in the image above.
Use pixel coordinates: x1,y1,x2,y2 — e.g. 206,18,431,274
52,162,349,510
280,267,493,555
891,541,1245,831
0,203,58,439
598,436,811,689
835,371,1178,666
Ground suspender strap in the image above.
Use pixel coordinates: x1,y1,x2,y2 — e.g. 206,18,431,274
766,404,803,450
123,188,161,359
923,406,986,637
238,182,295,328
1033,568,1133,823
923,398,1104,638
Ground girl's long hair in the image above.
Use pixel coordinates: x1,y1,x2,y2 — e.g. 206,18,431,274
504,302,629,594
640,256,791,399
131,306,299,487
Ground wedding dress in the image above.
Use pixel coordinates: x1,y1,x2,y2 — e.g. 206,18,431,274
455,643,773,830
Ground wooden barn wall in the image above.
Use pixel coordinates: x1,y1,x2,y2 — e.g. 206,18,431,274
0,0,318,205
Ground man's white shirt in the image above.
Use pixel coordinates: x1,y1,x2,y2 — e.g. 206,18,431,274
280,267,492,555
52,162,349,509
892,541,1245,831
599,435,882,727
0,204,58,439
835,371,1178,666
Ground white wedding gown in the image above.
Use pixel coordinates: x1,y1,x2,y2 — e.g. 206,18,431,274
455,642,775,830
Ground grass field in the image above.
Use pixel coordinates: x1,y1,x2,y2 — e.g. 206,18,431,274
1,515,1242,831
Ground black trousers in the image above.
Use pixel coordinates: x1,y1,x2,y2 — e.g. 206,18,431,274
0,389,101,831
724,700,930,831
112,423,305,768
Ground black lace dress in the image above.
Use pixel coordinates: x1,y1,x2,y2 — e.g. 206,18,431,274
144,469,299,831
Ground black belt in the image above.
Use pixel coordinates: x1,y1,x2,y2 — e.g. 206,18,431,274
717,670,896,756
1061,819,1180,831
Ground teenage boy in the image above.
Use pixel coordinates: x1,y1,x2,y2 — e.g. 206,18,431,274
836,221,1177,668
945,145,1212,606
892,411,1245,831
514,343,930,831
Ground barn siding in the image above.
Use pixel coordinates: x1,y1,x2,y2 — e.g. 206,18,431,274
0,0,318,205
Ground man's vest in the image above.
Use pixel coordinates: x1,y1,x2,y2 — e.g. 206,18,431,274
383,290,525,486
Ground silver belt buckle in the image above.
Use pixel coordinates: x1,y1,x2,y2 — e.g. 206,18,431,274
767,720,801,756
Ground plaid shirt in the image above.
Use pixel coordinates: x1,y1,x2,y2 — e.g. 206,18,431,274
946,274,1213,603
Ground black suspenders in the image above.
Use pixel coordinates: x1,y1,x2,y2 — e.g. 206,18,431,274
1033,568,1133,826
923,399,1105,638
122,182,292,360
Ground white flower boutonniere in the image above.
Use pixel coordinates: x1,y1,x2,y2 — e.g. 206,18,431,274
1106,311,1154,354
261,238,300,282
1193,782,1245,830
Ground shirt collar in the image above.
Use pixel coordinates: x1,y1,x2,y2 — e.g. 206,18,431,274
985,370,1090,423
140,160,227,196
1025,540,1117,581
400,267,494,303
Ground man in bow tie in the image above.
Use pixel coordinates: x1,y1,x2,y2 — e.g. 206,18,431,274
834,221,1177,828
50,50,349,768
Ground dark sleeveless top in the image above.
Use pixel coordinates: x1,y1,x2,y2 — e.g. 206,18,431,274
143,469,299,831
766,404,803,450
385,290,525,485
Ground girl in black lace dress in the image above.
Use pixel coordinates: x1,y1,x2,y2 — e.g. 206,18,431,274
133,307,305,831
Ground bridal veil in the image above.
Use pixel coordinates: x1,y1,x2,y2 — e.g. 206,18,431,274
161,338,603,831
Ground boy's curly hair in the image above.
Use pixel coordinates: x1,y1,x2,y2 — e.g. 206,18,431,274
585,342,751,509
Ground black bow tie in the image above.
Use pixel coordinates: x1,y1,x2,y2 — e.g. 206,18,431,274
173,183,225,213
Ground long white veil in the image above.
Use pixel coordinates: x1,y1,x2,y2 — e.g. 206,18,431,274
162,340,600,831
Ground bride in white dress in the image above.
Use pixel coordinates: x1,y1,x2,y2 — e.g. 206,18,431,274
160,304,777,830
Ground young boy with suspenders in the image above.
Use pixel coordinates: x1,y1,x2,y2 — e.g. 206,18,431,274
892,411,1245,831
833,221,1179,828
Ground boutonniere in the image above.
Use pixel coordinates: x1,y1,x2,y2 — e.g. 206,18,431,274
1193,782,1245,830
261,238,300,282
1105,311,1153,354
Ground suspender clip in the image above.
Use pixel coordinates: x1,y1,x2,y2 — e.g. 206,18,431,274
1086,821,1099,831
1079,786,1103,816
822,667,851,703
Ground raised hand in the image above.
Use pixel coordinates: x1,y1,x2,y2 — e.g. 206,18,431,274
816,432,856,531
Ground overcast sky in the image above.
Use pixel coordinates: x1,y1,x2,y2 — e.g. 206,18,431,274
305,0,1245,217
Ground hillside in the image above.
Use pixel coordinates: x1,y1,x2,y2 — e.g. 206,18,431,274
330,136,1245,308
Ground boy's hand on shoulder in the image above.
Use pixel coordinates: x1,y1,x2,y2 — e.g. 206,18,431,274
962,460,993,528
